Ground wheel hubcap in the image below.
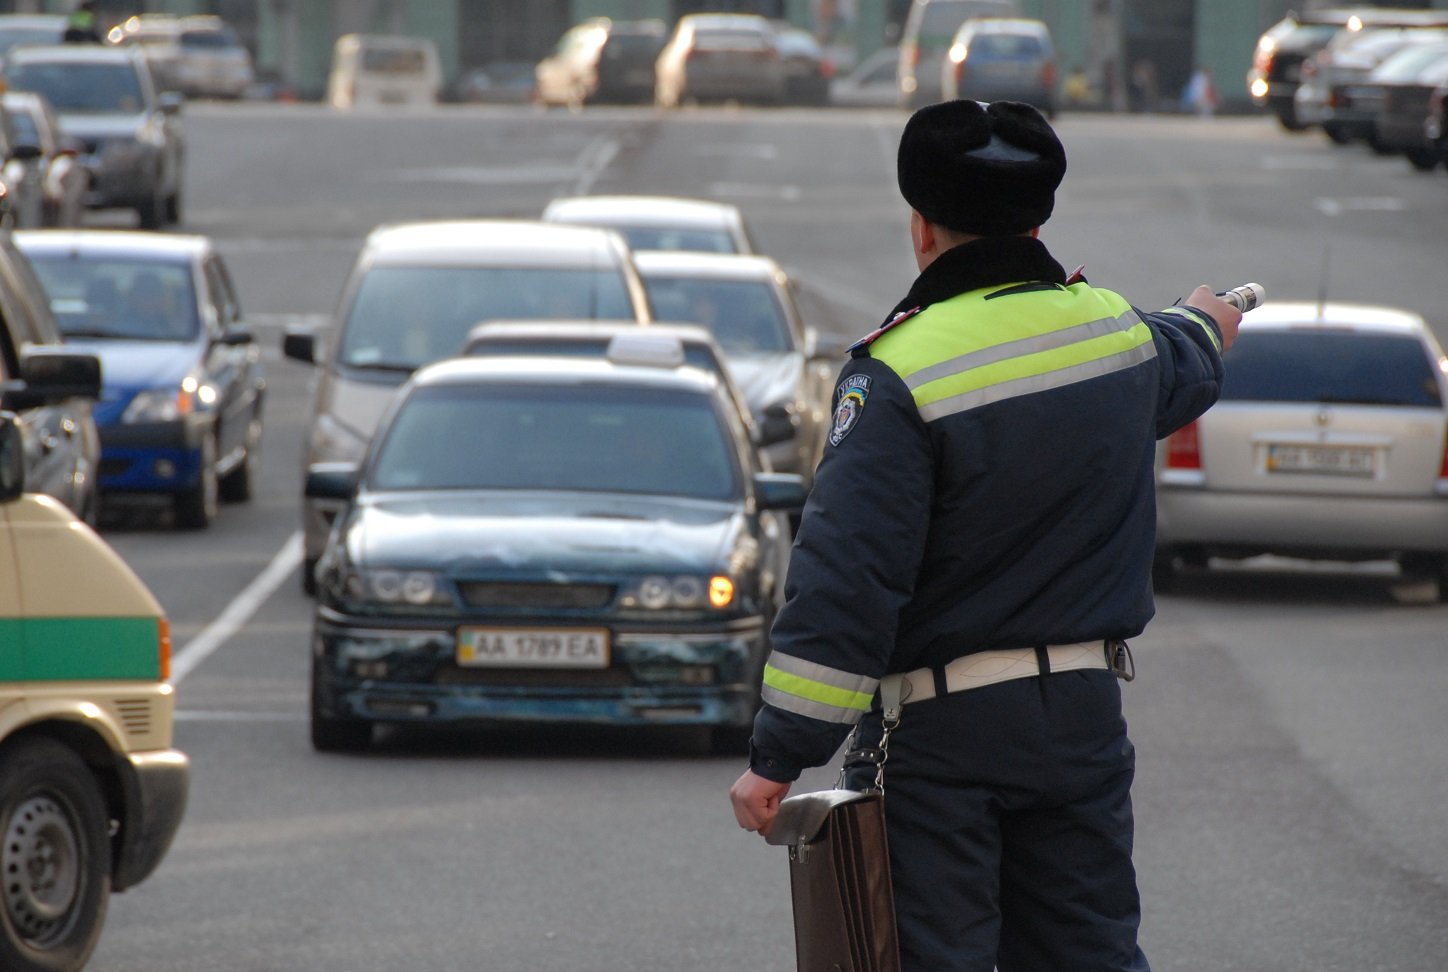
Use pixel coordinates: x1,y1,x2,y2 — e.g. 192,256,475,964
3,795,80,944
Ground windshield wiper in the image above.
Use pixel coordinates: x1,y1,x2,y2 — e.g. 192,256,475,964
341,361,415,373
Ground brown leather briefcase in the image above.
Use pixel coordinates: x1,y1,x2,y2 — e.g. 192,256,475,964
765,788,901,972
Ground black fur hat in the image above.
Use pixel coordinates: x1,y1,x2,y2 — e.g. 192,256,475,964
897,100,1067,236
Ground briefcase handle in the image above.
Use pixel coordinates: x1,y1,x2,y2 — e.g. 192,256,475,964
764,789,882,849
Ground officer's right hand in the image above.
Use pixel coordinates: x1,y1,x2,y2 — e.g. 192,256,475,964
730,769,792,838
1183,284,1241,352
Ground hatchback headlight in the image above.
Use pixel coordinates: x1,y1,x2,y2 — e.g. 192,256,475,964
122,376,214,423
621,574,735,611
341,569,452,609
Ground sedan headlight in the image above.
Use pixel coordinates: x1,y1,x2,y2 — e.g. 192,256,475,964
121,376,214,423
621,574,735,611
339,569,452,610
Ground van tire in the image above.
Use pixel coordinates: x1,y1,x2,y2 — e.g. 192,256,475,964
0,739,111,972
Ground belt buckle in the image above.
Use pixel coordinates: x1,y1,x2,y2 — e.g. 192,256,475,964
1107,639,1135,682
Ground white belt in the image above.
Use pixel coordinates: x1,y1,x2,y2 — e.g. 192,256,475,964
894,642,1111,705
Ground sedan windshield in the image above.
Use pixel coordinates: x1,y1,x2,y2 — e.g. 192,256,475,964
338,266,636,369
27,255,200,342
370,383,741,500
6,62,145,113
642,276,792,354
616,226,737,254
1222,330,1442,407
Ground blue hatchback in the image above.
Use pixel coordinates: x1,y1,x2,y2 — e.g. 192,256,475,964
15,230,265,528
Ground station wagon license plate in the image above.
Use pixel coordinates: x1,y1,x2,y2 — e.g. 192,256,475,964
456,628,610,668
1266,444,1375,477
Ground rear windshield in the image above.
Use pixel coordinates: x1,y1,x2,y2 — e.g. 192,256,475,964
1221,330,1442,407
181,28,243,50
370,383,740,500
468,336,723,375
361,47,428,74
617,226,737,254
338,265,636,370
971,34,1045,58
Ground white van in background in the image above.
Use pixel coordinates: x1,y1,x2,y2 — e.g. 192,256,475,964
897,0,1020,107
327,33,441,108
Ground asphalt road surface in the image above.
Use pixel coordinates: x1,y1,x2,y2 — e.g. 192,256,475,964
84,101,1448,972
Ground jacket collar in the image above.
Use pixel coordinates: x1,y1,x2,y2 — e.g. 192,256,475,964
887,236,1067,321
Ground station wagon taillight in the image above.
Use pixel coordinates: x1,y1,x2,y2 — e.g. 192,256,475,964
1438,427,1448,492
1165,421,1202,470
158,616,172,682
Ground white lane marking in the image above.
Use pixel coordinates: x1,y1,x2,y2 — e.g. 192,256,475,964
171,532,303,684
709,182,800,200
570,133,620,195
1314,196,1406,216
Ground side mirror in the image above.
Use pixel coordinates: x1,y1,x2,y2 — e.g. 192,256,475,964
9,144,42,162
2,348,102,409
305,461,361,502
806,328,850,360
753,472,808,512
158,92,185,115
755,403,798,448
0,412,23,502
219,327,255,346
282,326,317,364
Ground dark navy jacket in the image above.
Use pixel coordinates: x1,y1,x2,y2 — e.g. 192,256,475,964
749,237,1225,782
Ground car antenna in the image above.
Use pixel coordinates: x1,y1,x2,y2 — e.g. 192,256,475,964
1316,243,1331,319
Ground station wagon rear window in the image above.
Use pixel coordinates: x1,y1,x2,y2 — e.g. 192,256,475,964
1221,330,1442,407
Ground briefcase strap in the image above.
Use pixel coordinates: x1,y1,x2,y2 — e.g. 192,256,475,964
837,673,906,794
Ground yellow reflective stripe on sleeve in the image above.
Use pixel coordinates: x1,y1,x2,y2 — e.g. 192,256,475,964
1158,306,1222,352
760,653,877,724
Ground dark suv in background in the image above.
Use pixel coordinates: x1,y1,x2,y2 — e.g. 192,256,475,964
535,17,668,108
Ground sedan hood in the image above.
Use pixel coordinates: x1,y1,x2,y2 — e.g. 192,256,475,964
67,337,198,391
343,491,743,573
727,352,804,413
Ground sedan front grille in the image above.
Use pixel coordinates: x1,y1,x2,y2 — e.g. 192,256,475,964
456,581,616,610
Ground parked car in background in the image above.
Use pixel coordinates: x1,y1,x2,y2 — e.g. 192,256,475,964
305,350,804,753
829,45,901,108
940,17,1057,117
1367,41,1448,168
109,14,255,100
1252,7,1448,131
632,250,842,487
1294,24,1448,144
542,194,757,254
536,17,667,107
897,0,1019,108
0,232,101,523
0,13,65,73
3,90,87,227
655,13,787,107
1154,301,1448,598
3,43,185,229
17,230,265,529
0,411,188,972
283,220,653,593
327,34,441,109
772,21,832,105
453,60,536,103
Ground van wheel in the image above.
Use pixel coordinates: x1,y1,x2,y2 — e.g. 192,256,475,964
174,431,218,529
135,188,166,230
0,739,111,972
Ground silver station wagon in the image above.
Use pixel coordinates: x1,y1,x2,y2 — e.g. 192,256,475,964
1154,300,1448,596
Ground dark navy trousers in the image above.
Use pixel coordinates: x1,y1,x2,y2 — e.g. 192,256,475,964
848,669,1150,972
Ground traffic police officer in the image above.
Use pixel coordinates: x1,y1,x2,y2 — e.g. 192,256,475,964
730,99,1241,971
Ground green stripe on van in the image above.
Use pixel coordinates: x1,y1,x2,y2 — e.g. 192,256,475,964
0,617,161,681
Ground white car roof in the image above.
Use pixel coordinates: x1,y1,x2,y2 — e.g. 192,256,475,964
14,229,211,260
1239,300,1431,338
631,250,784,282
466,320,717,345
413,353,721,396
361,220,631,268
544,195,742,232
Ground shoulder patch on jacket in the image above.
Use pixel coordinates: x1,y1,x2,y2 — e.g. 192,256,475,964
848,306,922,357
828,374,872,446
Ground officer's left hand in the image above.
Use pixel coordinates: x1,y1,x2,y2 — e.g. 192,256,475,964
730,769,792,838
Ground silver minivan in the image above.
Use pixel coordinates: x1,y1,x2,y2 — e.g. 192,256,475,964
283,219,652,593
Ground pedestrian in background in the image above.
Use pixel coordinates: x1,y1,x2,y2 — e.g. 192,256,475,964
1182,65,1218,118
730,99,1241,971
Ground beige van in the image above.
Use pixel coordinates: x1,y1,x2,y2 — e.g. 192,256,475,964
0,407,187,971
327,33,442,108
